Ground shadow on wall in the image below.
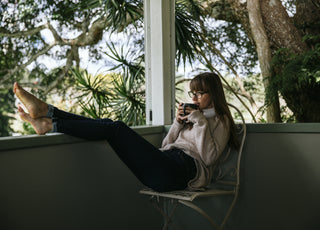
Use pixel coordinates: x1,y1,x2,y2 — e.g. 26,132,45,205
0,140,162,230
236,132,320,230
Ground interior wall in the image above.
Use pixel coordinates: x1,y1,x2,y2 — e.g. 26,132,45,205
170,130,320,230
0,136,163,230
0,124,319,230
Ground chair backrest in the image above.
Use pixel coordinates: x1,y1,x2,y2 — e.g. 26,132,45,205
212,103,246,190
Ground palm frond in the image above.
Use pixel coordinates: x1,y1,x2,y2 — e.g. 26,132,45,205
104,0,143,32
175,0,205,66
105,41,145,85
110,72,145,125
72,68,112,118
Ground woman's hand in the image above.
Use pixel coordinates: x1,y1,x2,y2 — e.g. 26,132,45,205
176,102,197,124
176,103,186,124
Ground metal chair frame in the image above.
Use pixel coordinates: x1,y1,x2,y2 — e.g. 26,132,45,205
140,104,246,230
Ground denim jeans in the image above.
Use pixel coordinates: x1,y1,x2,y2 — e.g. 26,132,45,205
49,106,196,192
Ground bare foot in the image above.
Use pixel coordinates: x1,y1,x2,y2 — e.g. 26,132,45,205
18,106,53,135
14,82,49,119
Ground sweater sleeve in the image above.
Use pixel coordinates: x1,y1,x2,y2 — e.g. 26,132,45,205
161,119,184,148
187,110,230,166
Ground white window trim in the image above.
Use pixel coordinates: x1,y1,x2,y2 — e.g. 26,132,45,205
144,0,176,125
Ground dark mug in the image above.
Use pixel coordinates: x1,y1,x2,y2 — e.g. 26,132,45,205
182,103,198,116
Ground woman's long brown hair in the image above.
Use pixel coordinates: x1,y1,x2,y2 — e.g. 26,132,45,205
190,72,239,149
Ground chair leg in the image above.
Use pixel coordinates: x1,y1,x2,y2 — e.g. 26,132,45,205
178,200,219,230
219,191,239,230
149,195,238,230
150,197,181,230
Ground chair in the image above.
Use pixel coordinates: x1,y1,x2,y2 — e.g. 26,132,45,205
139,104,246,230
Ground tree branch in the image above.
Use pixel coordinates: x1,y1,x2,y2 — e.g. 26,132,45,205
61,16,108,46
0,15,109,87
1,42,56,85
199,0,242,23
176,78,191,86
43,46,77,94
195,45,257,122
0,23,47,37
46,23,63,43
198,32,259,112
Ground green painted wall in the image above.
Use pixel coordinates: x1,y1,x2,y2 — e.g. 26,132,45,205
0,124,319,230
0,127,164,230
166,124,320,230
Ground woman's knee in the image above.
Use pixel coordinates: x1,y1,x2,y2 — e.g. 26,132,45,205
143,172,187,192
99,118,113,123
148,181,186,193
112,120,128,129
108,121,131,138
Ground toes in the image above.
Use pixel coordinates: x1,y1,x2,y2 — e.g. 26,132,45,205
19,112,31,123
18,105,28,116
13,82,22,94
18,106,32,123
18,105,24,113
14,82,23,100
17,104,52,135
13,82,17,94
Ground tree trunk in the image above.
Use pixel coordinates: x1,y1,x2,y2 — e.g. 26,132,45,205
259,0,320,122
282,86,320,122
294,0,320,45
259,0,309,54
246,0,281,122
204,0,320,121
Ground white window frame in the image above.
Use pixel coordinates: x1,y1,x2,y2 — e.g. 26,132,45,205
144,0,176,125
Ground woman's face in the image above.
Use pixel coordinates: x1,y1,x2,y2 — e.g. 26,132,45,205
191,91,214,110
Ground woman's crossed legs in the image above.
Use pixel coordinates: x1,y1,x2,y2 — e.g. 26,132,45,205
13,83,196,192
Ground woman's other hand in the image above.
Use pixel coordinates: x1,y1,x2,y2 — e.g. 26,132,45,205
176,103,198,124
176,102,187,124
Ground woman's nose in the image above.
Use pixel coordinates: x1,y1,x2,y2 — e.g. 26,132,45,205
192,96,197,102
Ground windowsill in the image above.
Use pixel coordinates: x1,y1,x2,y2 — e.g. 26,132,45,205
1,123,319,152
0,125,164,151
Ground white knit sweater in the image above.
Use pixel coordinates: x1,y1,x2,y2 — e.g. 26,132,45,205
160,110,230,190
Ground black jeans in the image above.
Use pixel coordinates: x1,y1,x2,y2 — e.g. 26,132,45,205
51,107,196,192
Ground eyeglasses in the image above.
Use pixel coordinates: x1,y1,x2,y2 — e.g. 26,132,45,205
188,91,207,99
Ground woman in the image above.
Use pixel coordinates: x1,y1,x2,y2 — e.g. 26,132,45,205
13,72,237,192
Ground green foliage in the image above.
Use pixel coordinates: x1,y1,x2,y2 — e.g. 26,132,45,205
74,41,146,126
269,44,320,100
0,89,14,137
22,122,37,135
73,68,111,119
268,41,320,121
0,31,22,136
74,70,146,126
224,73,266,122
3,0,306,134
280,105,295,123
104,0,143,32
110,71,146,125
106,42,145,81
202,19,258,76
175,0,205,66
0,0,104,80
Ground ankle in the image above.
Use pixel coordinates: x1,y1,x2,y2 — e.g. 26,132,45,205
46,104,55,118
